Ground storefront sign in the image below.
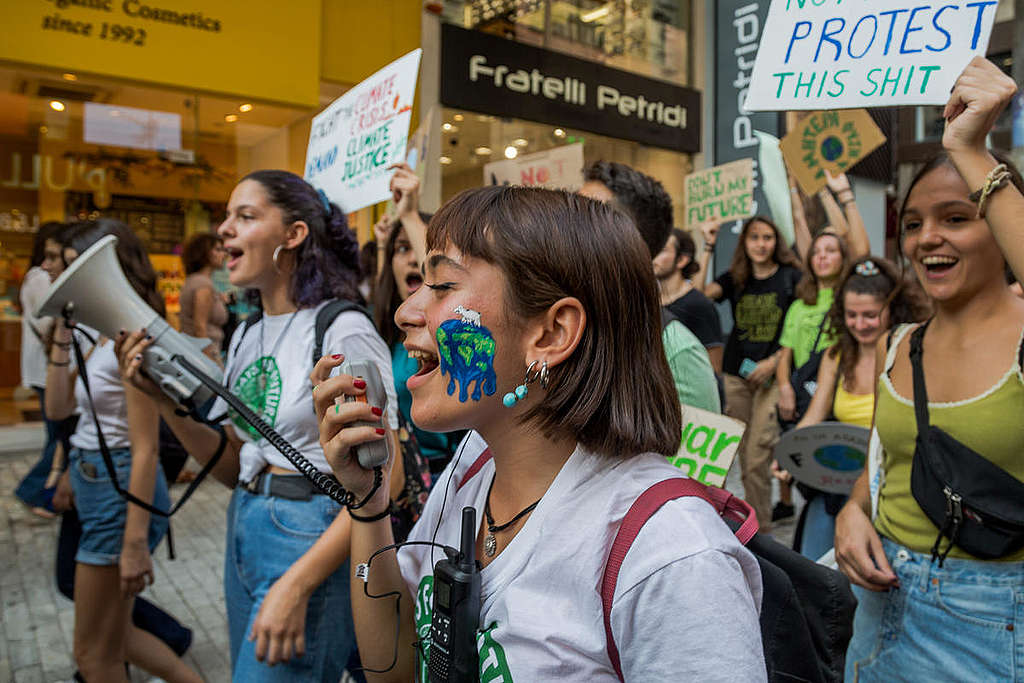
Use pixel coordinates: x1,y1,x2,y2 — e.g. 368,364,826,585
668,406,745,488
684,159,754,229
775,422,869,494
483,143,584,191
84,103,182,152
779,109,887,195
745,0,999,111
305,49,422,213
0,0,320,107
713,1,781,278
441,24,700,153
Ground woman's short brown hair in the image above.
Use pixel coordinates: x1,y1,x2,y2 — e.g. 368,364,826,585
182,232,221,275
428,186,682,458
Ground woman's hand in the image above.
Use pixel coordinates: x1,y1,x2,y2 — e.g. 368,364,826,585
311,354,392,514
52,469,74,512
824,169,852,196
249,574,310,665
777,381,797,421
770,460,793,485
388,162,421,220
114,329,162,398
373,213,396,247
835,500,899,592
700,221,720,248
943,56,1018,155
119,538,154,598
747,357,776,387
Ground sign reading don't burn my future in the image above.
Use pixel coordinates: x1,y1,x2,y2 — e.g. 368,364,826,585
744,0,999,111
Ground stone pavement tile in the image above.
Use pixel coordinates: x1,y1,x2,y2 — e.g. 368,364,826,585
12,664,44,683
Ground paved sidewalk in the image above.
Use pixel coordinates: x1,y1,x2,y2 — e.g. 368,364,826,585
1,448,232,683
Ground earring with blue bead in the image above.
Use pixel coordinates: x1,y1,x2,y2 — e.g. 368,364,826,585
503,359,547,408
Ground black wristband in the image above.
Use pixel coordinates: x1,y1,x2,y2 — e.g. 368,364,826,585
349,503,392,523
53,341,71,349
48,359,70,367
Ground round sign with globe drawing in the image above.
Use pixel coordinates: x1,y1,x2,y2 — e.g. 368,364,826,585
775,422,869,494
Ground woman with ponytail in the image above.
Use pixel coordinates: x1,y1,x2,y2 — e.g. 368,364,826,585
117,170,400,681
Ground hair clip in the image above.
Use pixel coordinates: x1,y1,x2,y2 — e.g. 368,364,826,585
855,260,880,277
316,188,333,215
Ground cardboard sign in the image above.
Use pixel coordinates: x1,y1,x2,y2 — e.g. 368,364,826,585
684,159,755,229
775,422,869,494
305,49,422,212
744,0,999,111
779,109,886,195
483,143,584,191
667,405,746,488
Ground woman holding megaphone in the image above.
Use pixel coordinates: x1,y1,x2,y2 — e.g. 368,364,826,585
117,170,400,682
45,219,201,683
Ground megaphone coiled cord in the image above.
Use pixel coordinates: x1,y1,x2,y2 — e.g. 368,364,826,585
174,355,382,509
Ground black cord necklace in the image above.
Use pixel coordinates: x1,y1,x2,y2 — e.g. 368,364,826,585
483,476,541,558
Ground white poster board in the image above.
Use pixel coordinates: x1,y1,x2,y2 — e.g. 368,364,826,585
775,422,869,494
667,405,745,488
305,49,422,212
483,143,584,191
745,1,998,111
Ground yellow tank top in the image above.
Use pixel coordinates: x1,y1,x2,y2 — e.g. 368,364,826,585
874,325,1024,561
832,380,873,429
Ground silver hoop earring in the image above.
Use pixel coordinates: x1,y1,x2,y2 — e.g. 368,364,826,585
272,245,285,274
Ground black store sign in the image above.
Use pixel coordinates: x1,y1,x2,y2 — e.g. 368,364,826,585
440,23,701,154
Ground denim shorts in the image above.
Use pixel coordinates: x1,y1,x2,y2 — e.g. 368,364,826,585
846,536,1024,682
69,447,170,566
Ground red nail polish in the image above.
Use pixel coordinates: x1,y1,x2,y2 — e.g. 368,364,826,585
353,379,367,389
331,354,343,360
375,428,386,435
371,406,383,416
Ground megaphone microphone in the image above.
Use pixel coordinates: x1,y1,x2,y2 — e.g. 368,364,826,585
37,234,224,407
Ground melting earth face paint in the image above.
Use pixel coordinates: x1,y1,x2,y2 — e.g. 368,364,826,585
436,310,497,402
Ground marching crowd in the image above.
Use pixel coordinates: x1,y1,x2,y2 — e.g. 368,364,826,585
13,56,1024,682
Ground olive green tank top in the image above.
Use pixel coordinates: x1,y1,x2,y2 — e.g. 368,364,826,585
874,324,1024,561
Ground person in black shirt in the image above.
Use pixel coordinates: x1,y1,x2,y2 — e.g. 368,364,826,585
694,216,803,532
655,228,724,374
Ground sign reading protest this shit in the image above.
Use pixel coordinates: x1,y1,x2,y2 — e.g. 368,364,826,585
684,159,755,229
668,406,745,488
744,0,999,111
780,109,886,195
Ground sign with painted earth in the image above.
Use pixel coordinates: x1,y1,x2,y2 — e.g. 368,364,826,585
775,422,869,494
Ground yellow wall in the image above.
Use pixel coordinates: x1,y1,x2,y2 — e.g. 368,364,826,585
321,0,422,87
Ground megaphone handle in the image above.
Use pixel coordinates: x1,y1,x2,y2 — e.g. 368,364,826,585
174,355,382,509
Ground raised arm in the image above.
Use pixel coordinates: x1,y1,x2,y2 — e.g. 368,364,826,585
694,222,724,301
45,317,78,420
389,162,427,264
825,171,871,258
789,176,812,260
943,57,1024,279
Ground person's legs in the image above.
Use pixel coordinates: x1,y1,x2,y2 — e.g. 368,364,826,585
15,387,58,509
56,509,82,601
741,381,780,533
125,622,202,683
224,488,256,671
798,495,836,562
73,564,132,682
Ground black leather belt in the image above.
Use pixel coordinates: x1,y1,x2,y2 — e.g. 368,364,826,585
243,471,338,501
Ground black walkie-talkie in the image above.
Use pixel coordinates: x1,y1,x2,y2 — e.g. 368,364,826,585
427,506,481,683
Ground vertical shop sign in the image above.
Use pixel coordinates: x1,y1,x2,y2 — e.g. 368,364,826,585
714,1,780,277
305,49,422,213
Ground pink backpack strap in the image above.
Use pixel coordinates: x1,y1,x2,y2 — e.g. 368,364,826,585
455,448,492,493
601,477,758,681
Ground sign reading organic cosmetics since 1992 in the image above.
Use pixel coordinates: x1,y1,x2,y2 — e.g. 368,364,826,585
745,0,999,111
305,49,422,213
440,23,701,153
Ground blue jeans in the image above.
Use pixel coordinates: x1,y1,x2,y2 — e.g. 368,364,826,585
799,495,839,562
846,537,1024,681
224,484,356,682
69,447,170,565
15,387,76,509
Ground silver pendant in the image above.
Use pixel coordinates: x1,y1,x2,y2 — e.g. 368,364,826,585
484,533,497,557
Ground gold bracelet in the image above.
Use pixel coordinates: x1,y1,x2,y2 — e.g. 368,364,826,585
968,163,1012,219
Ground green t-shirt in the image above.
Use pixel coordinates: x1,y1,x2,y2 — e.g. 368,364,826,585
662,320,721,413
779,288,834,368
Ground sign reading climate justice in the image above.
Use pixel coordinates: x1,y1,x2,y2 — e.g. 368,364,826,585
305,49,422,213
745,0,999,111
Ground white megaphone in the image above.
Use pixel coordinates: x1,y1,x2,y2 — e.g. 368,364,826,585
37,234,224,407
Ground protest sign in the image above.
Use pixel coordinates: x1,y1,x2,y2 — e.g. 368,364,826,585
744,0,999,111
668,406,745,488
775,422,869,494
684,159,754,229
483,143,584,191
779,109,886,195
305,49,422,212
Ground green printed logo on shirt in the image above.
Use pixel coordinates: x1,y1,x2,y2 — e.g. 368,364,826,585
414,576,514,682
734,292,783,343
229,356,282,440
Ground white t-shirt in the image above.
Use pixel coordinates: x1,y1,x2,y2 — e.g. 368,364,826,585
398,432,766,682
212,302,399,484
71,340,132,451
20,267,52,389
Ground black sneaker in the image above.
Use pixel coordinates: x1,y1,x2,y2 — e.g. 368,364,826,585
771,501,795,522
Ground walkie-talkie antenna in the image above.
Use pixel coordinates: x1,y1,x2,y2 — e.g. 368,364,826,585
459,507,477,571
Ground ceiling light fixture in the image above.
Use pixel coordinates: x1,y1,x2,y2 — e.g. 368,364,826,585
225,114,239,122
504,146,518,159
239,103,253,112
581,6,610,22
440,155,453,165
62,73,77,81
453,113,464,121
513,138,528,147
49,100,66,112
553,128,566,138
474,146,493,156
